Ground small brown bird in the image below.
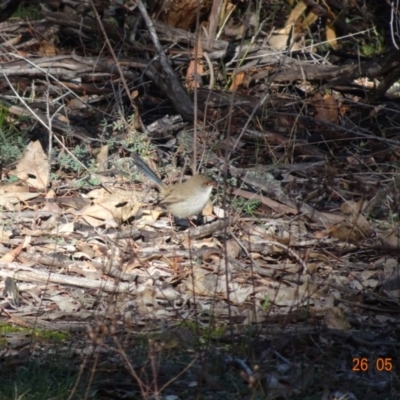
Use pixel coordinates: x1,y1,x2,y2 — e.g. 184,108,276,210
131,153,216,218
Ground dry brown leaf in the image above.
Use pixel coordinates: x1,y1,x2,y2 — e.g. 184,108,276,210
191,237,218,250
329,200,373,241
130,90,139,100
76,241,96,258
313,93,339,124
226,282,253,304
12,141,49,190
41,190,61,213
226,239,241,258
38,41,57,56
86,187,141,202
96,144,109,172
45,189,56,199
269,1,307,51
268,25,292,50
329,221,362,242
69,263,102,280
324,307,350,330
50,294,79,313
0,182,30,193
326,24,338,49
340,200,362,214
136,209,163,226
0,228,11,242
79,199,141,227
51,222,74,235
378,227,400,249
202,199,214,216
78,187,144,225
287,1,307,25
229,71,245,91
312,291,335,312
314,229,330,239
35,242,67,252
255,286,307,307
189,268,218,296
186,35,203,90
0,236,31,262
122,258,144,273
68,96,88,110
135,287,158,314
20,227,49,237
2,34,22,47
303,7,319,28
0,192,40,209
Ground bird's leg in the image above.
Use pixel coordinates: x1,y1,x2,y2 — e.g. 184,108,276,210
195,213,204,226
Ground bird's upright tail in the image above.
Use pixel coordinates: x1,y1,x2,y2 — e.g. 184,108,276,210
131,153,164,188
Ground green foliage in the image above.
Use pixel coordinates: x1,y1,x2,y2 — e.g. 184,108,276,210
5,174,19,183
56,145,93,174
87,176,101,186
0,323,68,341
50,172,59,181
100,114,153,180
12,3,42,19
359,26,385,56
0,325,75,399
233,197,261,217
0,106,28,166
119,114,151,155
260,294,272,312
0,357,85,400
